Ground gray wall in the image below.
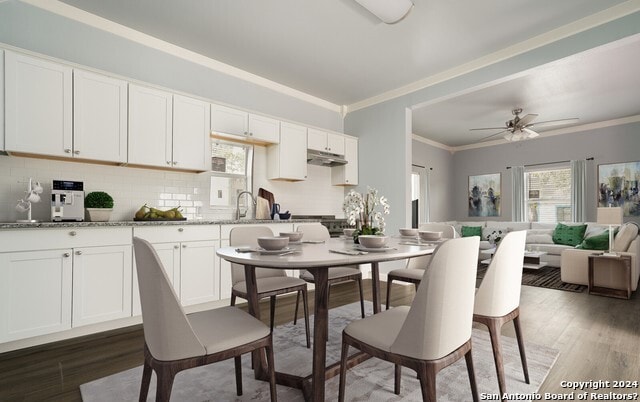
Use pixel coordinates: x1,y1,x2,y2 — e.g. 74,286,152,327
411,140,454,222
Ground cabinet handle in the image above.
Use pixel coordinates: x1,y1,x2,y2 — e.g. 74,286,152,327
75,250,82,255
243,131,248,136
73,150,80,155
63,252,70,258
249,132,253,136
178,228,184,232
174,245,179,249
182,244,187,248
64,149,71,154
172,161,178,165
69,231,77,236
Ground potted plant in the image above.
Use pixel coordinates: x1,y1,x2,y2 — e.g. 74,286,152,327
85,191,114,222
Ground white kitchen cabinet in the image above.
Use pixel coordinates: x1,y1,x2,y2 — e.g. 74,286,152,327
128,84,173,168
73,69,128,163
172,94,211,171
307,128,345,155
332,137,359,186
131,242,181,316
211,104,280,144
0,249,73,343
267,122,307,181
0,50,4,152
72,245,132,327
4,51,73,157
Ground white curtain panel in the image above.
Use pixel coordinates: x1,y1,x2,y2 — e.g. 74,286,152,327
571,159,587,222
511,166,525,222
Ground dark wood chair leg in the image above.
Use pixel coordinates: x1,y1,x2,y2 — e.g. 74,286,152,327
155,366,176,402
386,277,394,310
417,364,437,402
269,295,276,332
357,277,365,318
265,343,278,402
230,293,236,306
486,318,507,395
394,364,402,395
338,341,350,402
234,356,243,396
513,314,530,384
302,287,311,349
465,348,480,402
293,289,300,325
139,359,153,402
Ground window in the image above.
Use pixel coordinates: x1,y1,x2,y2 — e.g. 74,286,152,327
525,165,571,223
411,165,428,226
209,140,253,208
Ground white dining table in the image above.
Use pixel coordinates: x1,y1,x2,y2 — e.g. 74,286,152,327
216,236,437,402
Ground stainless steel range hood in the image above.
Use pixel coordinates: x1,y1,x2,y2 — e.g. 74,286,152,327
306,149,348,167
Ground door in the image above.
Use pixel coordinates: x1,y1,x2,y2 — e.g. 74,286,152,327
210,104,248,137
172,94,210,171
73,69,128,163
0,249,73,342
218,239,232,299
326,132,345,155
180,240,219,306
132,242,181,316
248,114,280,143
411,165,428,226
269,122,307,181
307,128,327,152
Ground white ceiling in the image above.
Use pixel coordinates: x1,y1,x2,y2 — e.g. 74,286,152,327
55,0,640,147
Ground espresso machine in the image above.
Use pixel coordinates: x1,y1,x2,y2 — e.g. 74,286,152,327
51,180,85,222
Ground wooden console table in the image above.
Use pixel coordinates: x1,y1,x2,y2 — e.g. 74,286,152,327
588,254,632,299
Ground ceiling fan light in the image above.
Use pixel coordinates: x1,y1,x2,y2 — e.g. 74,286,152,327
355,0,414,24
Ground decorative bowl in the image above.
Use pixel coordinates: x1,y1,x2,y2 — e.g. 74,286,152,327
279,231,303,242
343,228,356,237
278,212,291,220
257,236,290,250
419,231,442,241
358,235,389,248
399,228,418,237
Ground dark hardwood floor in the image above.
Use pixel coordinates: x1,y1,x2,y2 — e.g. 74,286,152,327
1,279,638,401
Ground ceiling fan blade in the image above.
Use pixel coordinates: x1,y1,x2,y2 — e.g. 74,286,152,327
478,130,508,142
529,117,579,128
517,113,538,127
522,127,539,138
470,127,507,131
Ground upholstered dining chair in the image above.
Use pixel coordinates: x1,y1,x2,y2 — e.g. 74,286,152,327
133,237,277,402
339,236,480,402
230,226,311,348
385,223,456,309
296,224,366,318
473,230,530,395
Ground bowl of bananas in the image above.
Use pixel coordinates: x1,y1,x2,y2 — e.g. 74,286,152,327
134,204,186,221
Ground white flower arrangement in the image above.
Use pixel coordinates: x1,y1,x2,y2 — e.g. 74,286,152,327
343,187,390,234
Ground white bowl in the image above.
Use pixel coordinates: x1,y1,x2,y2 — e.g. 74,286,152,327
257,236,290,250
419,231,442,241
399,228,418,237
279,231,303,242
343,228,356,237
358,235,388,248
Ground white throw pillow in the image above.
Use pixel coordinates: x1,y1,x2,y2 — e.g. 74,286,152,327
482,227,507,244
526,229,554,244
613,223,638,252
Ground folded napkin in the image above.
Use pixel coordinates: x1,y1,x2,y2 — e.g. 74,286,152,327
330,249,368,255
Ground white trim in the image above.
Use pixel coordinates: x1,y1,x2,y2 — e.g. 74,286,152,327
411,134,454,153
348,1,640,113
20,0,342,113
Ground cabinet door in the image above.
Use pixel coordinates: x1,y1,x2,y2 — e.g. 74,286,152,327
0,249,72,342
219,239,232,300
73,70,128,163
307,128,327,152
5,51,73,156
267,122,307,181
248,114,280,143
72,245,132,327
211,104,248,137
128,84,173,168
172,94,210,171
326,132,345,155
332,137,359,186
180,240,219,306
0,50,4,152
132,242,180,316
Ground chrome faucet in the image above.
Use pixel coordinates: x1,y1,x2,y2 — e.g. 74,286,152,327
236,191,256,220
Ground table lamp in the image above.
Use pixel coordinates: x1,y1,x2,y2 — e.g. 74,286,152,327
596,207,623,256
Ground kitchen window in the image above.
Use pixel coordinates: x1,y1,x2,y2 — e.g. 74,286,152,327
525,165,572,223
209,140,253,208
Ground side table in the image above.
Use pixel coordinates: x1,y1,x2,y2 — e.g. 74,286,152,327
587,254,632,299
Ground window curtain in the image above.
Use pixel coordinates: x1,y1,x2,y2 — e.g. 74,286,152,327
511,166,525,222
571,159,586,222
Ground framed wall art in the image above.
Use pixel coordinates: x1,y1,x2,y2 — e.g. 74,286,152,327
468,173,501,217
598,161,640,216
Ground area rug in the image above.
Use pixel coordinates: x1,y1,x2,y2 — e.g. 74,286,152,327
477,264,587,293
80,302,559,401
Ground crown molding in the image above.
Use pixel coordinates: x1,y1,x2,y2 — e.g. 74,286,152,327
411,134,454,153
348,1,640,113
19,0,342,113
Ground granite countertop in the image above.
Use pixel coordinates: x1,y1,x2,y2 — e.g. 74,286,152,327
0,219,320,230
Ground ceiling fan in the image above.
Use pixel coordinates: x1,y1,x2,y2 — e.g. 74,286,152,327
470,108,579,142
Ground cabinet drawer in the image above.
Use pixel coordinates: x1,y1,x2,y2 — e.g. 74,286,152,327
220,223,295,239
0,227,132,253
134,225,220,243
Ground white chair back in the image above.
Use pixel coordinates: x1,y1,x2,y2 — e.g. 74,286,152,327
229,226,287,286
297,224,330,241
418,223,457,238
133,237,206,361
390,236,480,360
474,230,527,317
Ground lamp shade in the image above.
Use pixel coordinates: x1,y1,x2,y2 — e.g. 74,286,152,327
596,207,623,226
355,0,414,24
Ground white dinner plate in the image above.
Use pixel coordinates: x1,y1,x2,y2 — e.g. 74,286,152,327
354,244,394,252
258,247,292,255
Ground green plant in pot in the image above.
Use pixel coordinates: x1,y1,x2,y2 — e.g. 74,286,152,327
85,191,114,222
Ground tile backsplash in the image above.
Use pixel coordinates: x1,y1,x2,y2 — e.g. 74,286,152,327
0,149,346,223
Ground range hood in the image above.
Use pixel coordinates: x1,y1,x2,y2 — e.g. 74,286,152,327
306,149,348,167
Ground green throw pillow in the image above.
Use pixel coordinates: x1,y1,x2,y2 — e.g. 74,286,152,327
576,230,610,250
552,223,587,247
461,225,482,238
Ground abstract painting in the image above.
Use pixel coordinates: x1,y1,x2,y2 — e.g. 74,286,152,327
598,161,640,216
469,173,501,217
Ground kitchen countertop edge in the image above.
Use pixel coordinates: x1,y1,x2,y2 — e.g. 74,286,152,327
0,219,321,230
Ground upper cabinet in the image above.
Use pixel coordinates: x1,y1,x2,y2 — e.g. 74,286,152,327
307,128,345,155
0,50,4,152
211,104,279,144
4,51,73,157
73,70,128,163
332,137,359,186
267,122,307,181
172,94,211,171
